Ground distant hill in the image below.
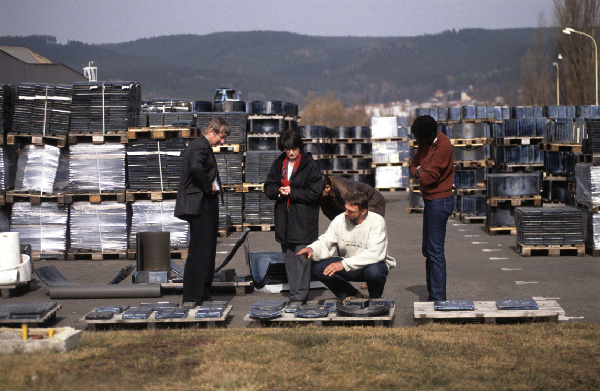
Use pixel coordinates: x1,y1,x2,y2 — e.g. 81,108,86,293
0,29,544,106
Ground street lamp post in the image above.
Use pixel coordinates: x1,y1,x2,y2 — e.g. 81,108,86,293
553,54,563,106
563,27,598,105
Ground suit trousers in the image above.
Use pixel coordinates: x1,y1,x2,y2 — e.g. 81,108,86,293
183,193,219,304
281,243,311,303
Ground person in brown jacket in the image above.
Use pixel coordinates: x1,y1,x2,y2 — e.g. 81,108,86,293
320,175,386,221
409,115,454,302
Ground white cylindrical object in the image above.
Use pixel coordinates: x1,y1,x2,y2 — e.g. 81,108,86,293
0,232,21,269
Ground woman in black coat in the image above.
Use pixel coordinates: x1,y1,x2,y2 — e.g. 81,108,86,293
264,131,323,304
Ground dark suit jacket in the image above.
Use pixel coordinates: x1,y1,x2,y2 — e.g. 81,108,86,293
174,135,218,221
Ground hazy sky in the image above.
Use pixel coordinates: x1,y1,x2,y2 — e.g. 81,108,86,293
1,0,556,44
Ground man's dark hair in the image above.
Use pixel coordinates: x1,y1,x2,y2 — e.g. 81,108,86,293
203,117,231,136
411,115,438,140
279,130,304,152
345,191,368,211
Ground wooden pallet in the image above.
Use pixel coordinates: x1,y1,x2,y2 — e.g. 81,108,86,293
330,138,369,144
31,251,66,261
242,223,275,232
371,161,409,167
0,304,62,327
6,133,67,147
242,183,264,192
454,160,493,168
577,153,600,165
454,187,486,195
406,207,424,214
66,250,128,261
82,305,232,331
576,202,600,213
212,144,246,153
414,300,564,324
126,248,188,261
485,226,516,236
218,227,231,238
495,163,544,173
334,154,373,159
127,127,197,140
5,191,64,205
377,187,409,192
541,143,583,153
454,212,486,224
68,132,128,144
450,138,490,146
370,137,409,142
488,196,542,207
245,307,395,327
221,184,244,193
494,136,544,146
125,190,177,202
516,243,585,257
323,169,373,175
62,191,126,204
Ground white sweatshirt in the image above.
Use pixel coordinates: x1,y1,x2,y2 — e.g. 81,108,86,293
310,212,396,271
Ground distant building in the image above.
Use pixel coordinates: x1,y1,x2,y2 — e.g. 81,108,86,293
0,46,86,85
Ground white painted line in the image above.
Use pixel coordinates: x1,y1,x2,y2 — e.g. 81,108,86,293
489,257,508,260
464,235,480,237
559,316,585,321
501,268,522,271
452,224,462,226
471,241,488,244
216,251,228,254
515,281,538,285
482,249,501,252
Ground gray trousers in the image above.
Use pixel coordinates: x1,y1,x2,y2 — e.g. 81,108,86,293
281,243,311,302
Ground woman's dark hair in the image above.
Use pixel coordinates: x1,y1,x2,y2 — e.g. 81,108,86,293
411,115,438,140
279,130,304,152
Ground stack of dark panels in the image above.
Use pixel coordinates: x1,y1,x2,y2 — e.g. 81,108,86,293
244,192,274,225
195,112,246,144
12,84,72,136
69,201,128,252
68,143,126,192
215,153,243,185
70,82,141,133
1,84,16,135
129,200,189,248
586,120,600,154
515,206,583,246
299,125,330,138
127,139,185,191
0,145,18,191
151,98,191,112
10,202,68,252
223,192,243,226
218,211,232,232
244,151,280,183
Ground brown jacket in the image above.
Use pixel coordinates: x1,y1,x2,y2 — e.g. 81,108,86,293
320,176,386,220
409,131,454,200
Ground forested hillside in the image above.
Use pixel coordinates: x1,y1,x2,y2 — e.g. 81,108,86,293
0,28,545,106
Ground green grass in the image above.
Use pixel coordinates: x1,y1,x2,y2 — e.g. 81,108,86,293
0,323,599,391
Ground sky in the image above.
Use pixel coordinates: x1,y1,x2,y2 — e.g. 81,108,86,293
1,0,556,45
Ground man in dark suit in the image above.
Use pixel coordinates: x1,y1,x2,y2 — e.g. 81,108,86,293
175,117,230,305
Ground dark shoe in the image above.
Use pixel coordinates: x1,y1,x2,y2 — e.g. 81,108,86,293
342,290,364,306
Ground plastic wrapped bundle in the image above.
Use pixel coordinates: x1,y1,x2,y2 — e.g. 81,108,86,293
13,84,72,136
515,206,583,246
1,84,17,135
223,192,243,225
375,166,409,188
14,144,62,193
582,209,600,249
69,201,128,252
575,163,600,207
129,200,189,248
10,202,68,252
0,205,10,232
487,173,540,198
370,116,408,139
68,142,126,192
195,112,246,144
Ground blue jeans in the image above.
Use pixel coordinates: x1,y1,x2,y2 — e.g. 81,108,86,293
422,196,454,301
311,257,389,300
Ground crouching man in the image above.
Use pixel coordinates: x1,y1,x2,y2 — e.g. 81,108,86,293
296,192,396,304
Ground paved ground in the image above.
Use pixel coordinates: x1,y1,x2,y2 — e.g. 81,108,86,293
4,192,599,329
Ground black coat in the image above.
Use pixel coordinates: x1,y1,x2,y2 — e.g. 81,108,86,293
174,135,218,221
264,152,323,245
